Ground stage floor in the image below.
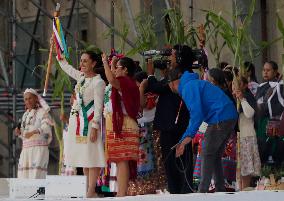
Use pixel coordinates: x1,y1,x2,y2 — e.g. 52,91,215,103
1,190,284,201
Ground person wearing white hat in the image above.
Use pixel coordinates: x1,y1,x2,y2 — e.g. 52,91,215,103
14,88,53,179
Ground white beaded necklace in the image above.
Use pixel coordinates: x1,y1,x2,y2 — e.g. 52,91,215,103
71,74,93,116
22,109,37,131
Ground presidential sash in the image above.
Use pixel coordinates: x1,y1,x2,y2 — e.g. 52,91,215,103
76,100,94,143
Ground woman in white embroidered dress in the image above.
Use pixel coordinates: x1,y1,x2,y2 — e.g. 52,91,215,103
57,50,106,198
14,88,52,179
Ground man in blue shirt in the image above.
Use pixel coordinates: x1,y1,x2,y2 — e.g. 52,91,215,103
168,68,238,193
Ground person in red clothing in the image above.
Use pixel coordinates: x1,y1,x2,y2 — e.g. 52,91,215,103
102,54,140,197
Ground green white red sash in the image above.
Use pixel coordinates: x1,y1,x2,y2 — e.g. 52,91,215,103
76,100,94,138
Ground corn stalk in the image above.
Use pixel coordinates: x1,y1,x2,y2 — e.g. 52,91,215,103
51,60,72,174
53,92,65,175
204,11,226,65
163,8,198,48
276,11,284,81
126,13,157,56
205,0,256,72
39,49,73,174
205,0,258,119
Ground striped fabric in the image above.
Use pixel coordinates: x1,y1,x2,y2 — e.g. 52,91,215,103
105,114,139,162
23,140,49,148
52,16,69,59
75,100,94,143
18,146,49,179
193,155,202,178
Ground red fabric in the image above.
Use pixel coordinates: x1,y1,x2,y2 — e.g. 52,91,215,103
145,92,158,110
53,35,62,60
108,49,124,65
111,76,140,137
76,115,80,136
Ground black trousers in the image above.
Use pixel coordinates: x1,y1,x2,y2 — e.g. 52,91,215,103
160,129,193,194
198,119,237,193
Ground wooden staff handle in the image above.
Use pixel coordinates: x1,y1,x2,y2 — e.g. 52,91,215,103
43,36,54,96
43,3,60,96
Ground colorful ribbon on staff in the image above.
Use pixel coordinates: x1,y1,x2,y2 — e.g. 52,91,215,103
52,17,69,59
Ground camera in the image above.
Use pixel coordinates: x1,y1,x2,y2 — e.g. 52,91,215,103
191,49,208,69
143,49,171,70
142,49,172,57
153,59,169,70
143,48,208,69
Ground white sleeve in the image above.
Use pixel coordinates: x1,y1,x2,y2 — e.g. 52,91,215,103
240,99,255,119
37,111,52,135
92,78,106,129
19,112,27,139
57,59,81,81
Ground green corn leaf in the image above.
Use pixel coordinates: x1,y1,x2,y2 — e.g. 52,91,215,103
277,13,284,47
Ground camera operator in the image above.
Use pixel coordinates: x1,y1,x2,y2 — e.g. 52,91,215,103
141,45,194,194
168,66,238,193
170,45,194,72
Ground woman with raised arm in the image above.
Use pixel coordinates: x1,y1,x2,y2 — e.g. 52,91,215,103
56,50,105,198
14,88,52,179
102,53,140,197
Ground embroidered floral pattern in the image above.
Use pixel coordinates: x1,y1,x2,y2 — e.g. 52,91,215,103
103,84,112,116
240,136,261,176
22,109,37,132
71,74,92,116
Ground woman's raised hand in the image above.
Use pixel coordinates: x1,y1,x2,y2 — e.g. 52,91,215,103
111,56,119,71
233,89,244,100
101,53,108,63
56,55,68,67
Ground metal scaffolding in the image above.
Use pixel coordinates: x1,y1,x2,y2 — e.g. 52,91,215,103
0,0,91,177
0,0,88,177
0,0,79,177
0,0,143,178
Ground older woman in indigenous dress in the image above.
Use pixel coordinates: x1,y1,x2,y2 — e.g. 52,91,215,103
14,88,52,179
102,54,140,197
57,50,106,198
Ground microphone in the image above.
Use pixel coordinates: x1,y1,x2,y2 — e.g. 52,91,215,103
16,118,22,129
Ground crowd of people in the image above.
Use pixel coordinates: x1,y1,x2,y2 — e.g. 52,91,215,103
14,44,284,197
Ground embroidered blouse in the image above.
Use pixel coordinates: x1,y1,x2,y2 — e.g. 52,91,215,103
103,84,127,116
58,60,106,129
20,108,52,148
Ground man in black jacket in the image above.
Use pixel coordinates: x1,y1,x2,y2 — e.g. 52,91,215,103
143,45,194,193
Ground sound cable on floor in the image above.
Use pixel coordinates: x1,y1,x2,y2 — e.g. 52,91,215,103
28,192,39,199
163,145,196,193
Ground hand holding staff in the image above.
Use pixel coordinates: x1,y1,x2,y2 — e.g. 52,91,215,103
43,3,61,96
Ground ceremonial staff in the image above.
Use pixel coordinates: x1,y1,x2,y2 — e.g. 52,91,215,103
43,3,69,96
